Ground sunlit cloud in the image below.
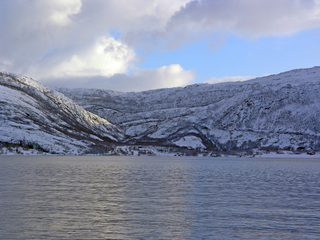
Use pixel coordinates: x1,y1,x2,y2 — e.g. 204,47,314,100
49,37,135,78
44,64,195,92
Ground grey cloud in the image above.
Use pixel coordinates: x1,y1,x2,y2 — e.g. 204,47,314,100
169,0,320,37
43,64,195,92
123,0,320,49
0,0,188,77
0,0,84,76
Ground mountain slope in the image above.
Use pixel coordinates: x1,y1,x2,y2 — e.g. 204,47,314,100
60,66,320,153
0,72,123,154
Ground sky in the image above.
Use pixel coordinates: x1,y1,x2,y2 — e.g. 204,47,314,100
0,0,320,92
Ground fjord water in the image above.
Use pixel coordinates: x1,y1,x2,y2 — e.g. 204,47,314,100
0,156,319,239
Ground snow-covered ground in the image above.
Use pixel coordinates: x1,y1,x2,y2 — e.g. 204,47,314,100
256,151,319,159
0,72,122,155
1,66,320,155
60,66,320,154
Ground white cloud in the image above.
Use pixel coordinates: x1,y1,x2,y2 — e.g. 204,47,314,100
0,0,194,91
44,64,195,92
0,0,189,79
48,37,135,78
129,64,195,90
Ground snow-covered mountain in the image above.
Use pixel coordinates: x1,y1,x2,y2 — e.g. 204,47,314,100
0,72,123,154
1,67,320,155
60,66,320,154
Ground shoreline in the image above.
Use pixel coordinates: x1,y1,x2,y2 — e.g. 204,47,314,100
0,151,319,159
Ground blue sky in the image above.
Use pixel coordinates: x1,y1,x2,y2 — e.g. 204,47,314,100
138,29,320,83
1,0,320,91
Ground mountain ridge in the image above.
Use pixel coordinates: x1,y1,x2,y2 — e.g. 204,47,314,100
0,72,123,155
1,66,320,155
60,66,320,154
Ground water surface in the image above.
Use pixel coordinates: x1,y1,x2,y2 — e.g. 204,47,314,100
0,156,319,239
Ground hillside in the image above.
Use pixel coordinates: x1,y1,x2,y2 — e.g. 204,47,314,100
1,67,320,156
0,72,123,155
60,66,320,154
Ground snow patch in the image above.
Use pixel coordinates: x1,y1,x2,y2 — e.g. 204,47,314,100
173,136,205,149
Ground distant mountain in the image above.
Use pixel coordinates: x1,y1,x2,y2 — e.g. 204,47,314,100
1,67,320,155
0,72,123,155
60,66,320,154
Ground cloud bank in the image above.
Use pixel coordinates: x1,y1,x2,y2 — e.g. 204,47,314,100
44,64,195,92
1,0,319,91
169,0,320,37
122,0,320,48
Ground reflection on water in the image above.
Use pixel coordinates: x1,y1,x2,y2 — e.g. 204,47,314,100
0,156,319,239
